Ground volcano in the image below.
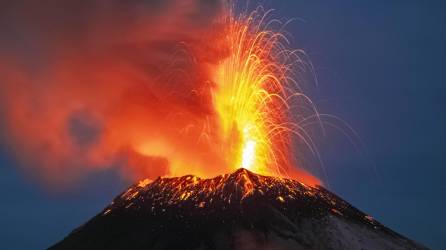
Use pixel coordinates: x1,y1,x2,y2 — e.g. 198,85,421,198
49,168,426,250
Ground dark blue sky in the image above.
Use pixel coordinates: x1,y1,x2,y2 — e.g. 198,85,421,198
1,1,445,249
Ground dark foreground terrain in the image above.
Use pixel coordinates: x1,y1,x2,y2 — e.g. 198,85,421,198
50,168,426,250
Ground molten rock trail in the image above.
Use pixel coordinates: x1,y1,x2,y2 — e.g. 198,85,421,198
50,169,426,250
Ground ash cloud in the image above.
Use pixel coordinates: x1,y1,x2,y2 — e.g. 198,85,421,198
0,0,228,187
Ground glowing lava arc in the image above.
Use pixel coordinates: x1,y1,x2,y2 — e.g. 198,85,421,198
213,7,319,177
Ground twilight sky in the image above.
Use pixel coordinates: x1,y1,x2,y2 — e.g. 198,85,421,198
1,1,445,249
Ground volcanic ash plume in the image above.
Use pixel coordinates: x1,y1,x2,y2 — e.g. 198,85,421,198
0,0,228,185
0,1,320,187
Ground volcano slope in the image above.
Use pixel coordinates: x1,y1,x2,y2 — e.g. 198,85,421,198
49,168,426,250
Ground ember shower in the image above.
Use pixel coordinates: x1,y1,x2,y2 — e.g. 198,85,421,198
0,0,321,187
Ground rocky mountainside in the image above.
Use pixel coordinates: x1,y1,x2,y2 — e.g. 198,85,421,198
49,168,427,250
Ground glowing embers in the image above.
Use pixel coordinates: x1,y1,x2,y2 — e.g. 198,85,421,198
213,10,300,177
99,167,387,240
110,168,310,217
138,179,151,188
102,168,383,232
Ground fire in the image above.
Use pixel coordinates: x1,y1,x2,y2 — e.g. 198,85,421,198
128,6,320,183
212,7,316,179
241,138,256,169
0,1,322,187
111,168,325,218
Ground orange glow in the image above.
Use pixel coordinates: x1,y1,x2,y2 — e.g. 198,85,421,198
114,168,321,217
0,3,322,188
211,7,320,183
133,8,321,184
213,11,289,176
241,139,256,169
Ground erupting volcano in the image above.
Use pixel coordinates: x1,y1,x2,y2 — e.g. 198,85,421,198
50,168,425,250
0,1,427,249
0,2,322,186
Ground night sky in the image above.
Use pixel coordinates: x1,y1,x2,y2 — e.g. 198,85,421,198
1,1,445,249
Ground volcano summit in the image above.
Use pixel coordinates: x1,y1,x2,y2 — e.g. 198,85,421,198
50,168,426,250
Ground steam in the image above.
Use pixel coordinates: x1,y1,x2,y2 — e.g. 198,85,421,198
0,0,228,186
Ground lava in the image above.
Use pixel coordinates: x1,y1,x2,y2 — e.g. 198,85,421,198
111,168,330,216
50,168,427,250
212,8,320,178
0,1,322,187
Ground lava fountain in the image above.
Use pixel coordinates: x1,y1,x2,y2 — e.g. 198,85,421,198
44,3,427,250
0,1,321,187
131,6,322,184
211,7,321,182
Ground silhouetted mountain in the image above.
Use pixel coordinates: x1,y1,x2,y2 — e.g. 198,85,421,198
50,168,427,250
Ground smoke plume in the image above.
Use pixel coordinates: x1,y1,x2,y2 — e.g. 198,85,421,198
0,0,229,186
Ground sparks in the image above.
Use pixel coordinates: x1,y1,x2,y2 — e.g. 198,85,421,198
213,6,319,178
129,5,322,185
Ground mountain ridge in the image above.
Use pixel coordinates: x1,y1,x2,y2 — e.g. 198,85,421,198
49,168,427,250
